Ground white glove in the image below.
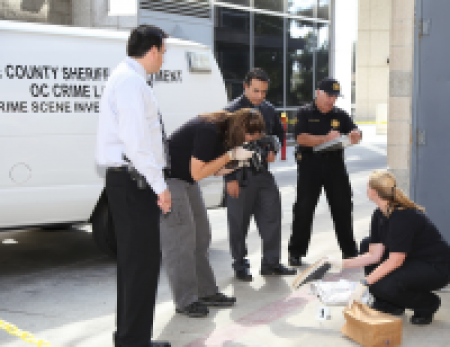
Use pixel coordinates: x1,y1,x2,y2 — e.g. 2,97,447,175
325,256,343,272
228,146,254,161
347,281,368,308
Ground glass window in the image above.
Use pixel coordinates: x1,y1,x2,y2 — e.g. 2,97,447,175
214,7,250,100
315,22,329,86
254,0,284,12
287,0,315,17
286,19,314,106
317,0,330,20
254,13,284,107
216,0,250,6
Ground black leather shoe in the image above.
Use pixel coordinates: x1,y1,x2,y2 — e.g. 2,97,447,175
288,256,302,267
199,292,236,307
235,267,253,281
114,336,171,347
410,314,433,325
260,264,297,276
176,301,209,318
151,342,171,347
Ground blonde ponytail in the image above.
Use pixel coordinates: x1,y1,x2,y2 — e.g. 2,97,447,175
369,170,424,217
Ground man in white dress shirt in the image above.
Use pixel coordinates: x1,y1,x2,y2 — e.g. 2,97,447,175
96,25,171,347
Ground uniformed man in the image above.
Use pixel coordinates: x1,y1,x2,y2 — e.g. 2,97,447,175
225,68,296,281
288,77,362,267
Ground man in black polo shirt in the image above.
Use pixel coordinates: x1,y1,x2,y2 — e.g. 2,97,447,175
288,78,362,267
225,68,296,281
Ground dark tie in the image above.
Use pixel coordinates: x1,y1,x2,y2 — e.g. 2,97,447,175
158,110,171,170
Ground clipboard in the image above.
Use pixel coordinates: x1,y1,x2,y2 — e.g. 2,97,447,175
313,135,352,152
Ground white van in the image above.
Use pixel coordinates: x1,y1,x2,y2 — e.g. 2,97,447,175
0,20,227,256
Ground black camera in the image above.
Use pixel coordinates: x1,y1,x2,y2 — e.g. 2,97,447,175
242,135,280,172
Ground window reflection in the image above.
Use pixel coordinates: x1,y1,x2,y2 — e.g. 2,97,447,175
317,0,330,19
254,13,284,107
315,22,329,86
287,0,315,17
254,0,284,12
287,20,314,106
213,2,330,121
218,0,250,6
214,7,250,100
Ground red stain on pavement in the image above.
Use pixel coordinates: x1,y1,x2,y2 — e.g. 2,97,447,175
185,268,361,347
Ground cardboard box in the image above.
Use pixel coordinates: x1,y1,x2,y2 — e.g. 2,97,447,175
341,302,403,347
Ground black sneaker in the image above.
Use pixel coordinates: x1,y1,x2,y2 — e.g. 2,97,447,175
176,301,209,318
199,292,236,307
410,313,433,325
260,264,297,276
288,255,302,267
410,297,440,325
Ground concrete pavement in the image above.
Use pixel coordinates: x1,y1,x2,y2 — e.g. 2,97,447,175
149,126,450,347
1,125,449,346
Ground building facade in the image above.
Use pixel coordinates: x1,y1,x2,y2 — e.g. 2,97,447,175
1,0,341,134
138,0,333,134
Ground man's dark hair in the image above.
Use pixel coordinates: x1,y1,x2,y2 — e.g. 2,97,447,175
244,68,270,85
127,25,168,58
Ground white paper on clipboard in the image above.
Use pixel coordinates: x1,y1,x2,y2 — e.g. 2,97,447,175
313,135,352,152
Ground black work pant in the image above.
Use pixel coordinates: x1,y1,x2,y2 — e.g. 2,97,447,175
227,169,282,270
360,237,450,316
289,151,358,257
106,170,161,347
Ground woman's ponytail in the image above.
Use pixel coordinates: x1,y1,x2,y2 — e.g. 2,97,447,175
369,170,424,216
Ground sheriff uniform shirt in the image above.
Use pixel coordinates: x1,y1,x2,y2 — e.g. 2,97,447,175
168,117,225,184
294,102,358,154
369,208,450,263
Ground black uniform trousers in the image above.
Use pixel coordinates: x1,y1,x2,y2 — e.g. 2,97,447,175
289,150,358,257
106,169,161,347
360,237,450,316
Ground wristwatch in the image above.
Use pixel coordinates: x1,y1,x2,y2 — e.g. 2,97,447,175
360,278,369,286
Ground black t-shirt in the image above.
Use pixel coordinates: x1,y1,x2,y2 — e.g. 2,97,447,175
168,117,225,183
369,207,450,263
223,94,284,182
294,101,358,153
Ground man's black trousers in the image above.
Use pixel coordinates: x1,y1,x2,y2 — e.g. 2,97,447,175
106,170,161,347
289,151,358,257
360,237,450,316
227,169,282,270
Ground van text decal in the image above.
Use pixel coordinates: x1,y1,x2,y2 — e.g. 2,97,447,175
0,64,110,114
148,70,182,83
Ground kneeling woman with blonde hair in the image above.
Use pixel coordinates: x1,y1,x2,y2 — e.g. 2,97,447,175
326,170,450,325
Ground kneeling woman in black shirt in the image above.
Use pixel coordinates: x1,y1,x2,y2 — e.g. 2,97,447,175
330,170,450,325
160,108,265,318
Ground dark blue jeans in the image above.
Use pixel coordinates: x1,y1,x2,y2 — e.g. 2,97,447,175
360,237,450,315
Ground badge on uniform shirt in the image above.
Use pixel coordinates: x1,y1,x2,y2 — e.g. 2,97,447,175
309,119,320,122
331,119,340,128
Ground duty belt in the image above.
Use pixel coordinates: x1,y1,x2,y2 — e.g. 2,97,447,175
297,150,343,160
